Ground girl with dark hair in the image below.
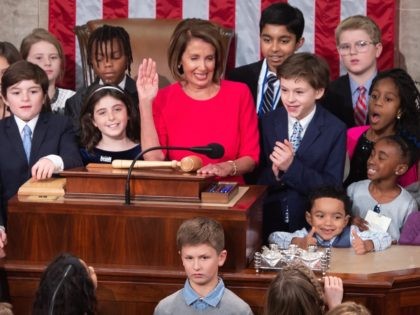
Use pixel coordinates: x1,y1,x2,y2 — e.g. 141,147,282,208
79,84,140,165
345,68,420,187
32,253,97,315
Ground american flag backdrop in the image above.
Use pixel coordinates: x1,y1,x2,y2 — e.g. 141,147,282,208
48,0,397,90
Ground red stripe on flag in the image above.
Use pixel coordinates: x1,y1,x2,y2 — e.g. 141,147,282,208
209,0,236,70
261,0,287,12
367,0,396,71
156,0,182,19
314,0,341,79
49,0,76,89
103,0,129,19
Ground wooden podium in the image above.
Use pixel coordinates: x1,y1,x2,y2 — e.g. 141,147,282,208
7,167,264,272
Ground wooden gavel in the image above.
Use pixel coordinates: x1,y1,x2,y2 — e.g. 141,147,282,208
111,155,203,172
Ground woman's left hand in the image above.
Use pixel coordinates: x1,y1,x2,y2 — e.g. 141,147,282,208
197,161,233,177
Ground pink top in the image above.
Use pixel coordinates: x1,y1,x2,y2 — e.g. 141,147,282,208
153,80,260,181
347,126,418,187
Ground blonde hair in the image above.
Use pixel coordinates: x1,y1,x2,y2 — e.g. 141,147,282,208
20,28,65,81
326,301,371,315
335,15,381,45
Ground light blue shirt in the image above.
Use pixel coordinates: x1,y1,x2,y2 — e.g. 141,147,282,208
182,278,225,311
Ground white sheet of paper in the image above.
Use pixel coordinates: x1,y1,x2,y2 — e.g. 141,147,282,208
365,210,391,233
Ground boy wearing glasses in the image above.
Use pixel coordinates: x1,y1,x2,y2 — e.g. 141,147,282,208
322,15,383,128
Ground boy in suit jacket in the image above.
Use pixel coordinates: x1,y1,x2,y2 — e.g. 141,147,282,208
322,15,383,128
65,25,139,141
0,61,82,247
258,53,346,242
227,2,304,116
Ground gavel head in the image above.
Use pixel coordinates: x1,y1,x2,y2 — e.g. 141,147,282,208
179,156,203,172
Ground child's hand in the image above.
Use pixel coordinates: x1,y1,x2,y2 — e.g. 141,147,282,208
351,230,373,254
269,140,294,172
0,229,7,249
352,216,369,231
292,227,317,249
137,58,159,103
323,276,343,310
31,158,55,180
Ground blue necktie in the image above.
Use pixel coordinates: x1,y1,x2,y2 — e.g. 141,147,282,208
260,74,277,115
290,121,303,152
23,124,32,162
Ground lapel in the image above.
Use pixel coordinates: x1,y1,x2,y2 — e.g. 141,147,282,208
31,112,49,164
341,74,353,111
274,106,289,142
296,106,323,155
5,117,27,162
250,60,264,100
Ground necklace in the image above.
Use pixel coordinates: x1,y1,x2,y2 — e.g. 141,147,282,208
50,88,59,104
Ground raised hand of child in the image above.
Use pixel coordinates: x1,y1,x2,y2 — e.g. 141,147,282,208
351,229,373,254
137,58,159,103
352,215,369,231
31,158,55,180
270,140,294,174
323,276,343,310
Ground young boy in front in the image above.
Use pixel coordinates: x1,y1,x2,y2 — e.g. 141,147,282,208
258,52,347,242
65,25,139,139
322,15,383,127
154,217,253,315
0,60,82,247
227,2,304,116
269,186,391,254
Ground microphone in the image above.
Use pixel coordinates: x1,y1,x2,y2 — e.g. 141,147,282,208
124,143,224,204
49,264,73,315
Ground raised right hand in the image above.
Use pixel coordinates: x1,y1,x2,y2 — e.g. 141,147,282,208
136,58,159,103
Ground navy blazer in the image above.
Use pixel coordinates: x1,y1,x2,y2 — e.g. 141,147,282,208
0,112,83,226
321,74,356,128
258,105,346,239
64,75,139,139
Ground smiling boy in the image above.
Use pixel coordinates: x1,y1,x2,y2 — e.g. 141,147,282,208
269,186,391,254
154,217,253,315
258,52,347,241
227,2,304,116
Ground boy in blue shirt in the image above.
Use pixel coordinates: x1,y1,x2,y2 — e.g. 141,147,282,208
269,186,391,253
154,217,253,315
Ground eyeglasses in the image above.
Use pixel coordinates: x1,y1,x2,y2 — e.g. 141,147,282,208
373,204,381,214
337,40,376,56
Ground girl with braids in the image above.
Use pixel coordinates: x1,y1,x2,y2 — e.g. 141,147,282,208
0,41,21,119
265,263,343,315
32,253,97,315
65,24,139,140
79,84,140,165
20,28,75,115
345,68,420,187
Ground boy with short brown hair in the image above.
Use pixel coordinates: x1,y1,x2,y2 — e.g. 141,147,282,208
154,217,253,315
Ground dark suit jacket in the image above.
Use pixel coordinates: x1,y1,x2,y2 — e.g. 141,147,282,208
321,74,356,128
64,75,139,140
0,113,83,226
258,105,346,239
227,60,263,105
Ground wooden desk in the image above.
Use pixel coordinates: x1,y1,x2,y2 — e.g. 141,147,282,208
3,188,420,315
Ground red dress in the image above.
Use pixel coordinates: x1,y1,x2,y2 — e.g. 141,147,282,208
153,80,260,182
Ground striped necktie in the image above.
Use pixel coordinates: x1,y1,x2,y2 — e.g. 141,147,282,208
354,86,367,125
260,74,277,116
23,124,32,162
